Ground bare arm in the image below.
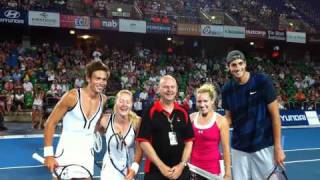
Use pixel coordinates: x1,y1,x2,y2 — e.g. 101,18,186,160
126,119,143,180
133,119,143,164
171,141,193,179
268,100,285,167
140,141,173,178
180,141,193,164
43,89,77,171
218,115,231,179
224,110,232,126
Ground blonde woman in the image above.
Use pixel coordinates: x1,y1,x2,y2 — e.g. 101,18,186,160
99,90,143,180
190,84,231,180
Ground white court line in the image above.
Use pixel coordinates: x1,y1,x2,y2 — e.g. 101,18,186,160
285,159,320,164
285,147,320,152
0,134,60,139
0,165,44,170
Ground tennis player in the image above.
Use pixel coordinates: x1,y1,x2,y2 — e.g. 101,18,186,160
190,83,231,180
43,60,110,179
98,89,143,180
221,50,285,180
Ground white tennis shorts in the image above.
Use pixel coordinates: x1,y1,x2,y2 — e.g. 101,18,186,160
232,146,275,180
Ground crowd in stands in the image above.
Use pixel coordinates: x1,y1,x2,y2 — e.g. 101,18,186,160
1,0,320,32
0,41,319,120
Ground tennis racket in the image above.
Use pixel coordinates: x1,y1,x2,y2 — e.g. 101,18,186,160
93,131,106,169
106,132,130,176
32,153,93,180
267,165,288,180
188,163,223,180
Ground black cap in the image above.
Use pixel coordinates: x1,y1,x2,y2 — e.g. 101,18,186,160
226,50,245,64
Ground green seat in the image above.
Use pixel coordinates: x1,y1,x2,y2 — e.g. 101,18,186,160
107,96,115,109
24,92,34,108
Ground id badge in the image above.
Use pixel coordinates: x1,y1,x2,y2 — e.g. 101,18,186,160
168,131,178,146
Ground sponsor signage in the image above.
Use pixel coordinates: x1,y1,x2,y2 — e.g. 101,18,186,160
245,29,266,39
286,31,306,44
28,11,59,27
119,19,146,33
308,34,320,43
223,26,245,39
60,15,90,29
146,23,172,34
200,25,224,37
267,30,286,41
305,111,320,125
218,109,319,126
280,110,309,126
0,9,27,25
91,18,118,31
177,23,201,36
111,11,130,17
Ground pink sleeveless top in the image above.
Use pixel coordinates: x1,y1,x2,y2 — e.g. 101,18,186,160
190,112,221,174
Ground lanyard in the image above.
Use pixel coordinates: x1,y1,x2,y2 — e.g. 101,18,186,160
167,114,175,131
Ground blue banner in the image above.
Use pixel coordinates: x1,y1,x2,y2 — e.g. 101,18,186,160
146,23,172,34
0,9,27,25
280,110,309,126
216,109,317,126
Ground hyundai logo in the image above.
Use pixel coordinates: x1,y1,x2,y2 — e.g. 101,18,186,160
4,10,20,19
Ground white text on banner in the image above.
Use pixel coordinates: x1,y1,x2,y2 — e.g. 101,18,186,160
119,19,146,33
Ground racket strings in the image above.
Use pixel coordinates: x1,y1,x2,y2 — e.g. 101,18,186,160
55,164,93,180
108,133,129,176
93,132,103,153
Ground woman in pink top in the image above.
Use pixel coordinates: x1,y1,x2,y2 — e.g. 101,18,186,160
190,83,231,180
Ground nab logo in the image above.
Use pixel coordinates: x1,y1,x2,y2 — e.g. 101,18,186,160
4,10,20,19
40,12,48,18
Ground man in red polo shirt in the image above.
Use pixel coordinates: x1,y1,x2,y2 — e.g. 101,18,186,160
137,75,194,180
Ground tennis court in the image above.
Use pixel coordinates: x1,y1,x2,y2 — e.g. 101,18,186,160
0,124,319,180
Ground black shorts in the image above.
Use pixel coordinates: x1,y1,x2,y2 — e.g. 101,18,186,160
144,167,190,180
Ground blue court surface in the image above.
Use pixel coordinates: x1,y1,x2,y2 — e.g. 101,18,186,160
1,127,320,180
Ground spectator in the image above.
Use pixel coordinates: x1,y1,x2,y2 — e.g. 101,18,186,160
14,88,24,112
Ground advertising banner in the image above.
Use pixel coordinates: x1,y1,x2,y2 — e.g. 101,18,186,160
217,109,319,126
286,31,306,44
308,34,320,43
267,30,286,41
280,110,310,126
177,23,201,36
60,15,90,29
119,19,146,33
91,18,118,31
146,23,172,34
0,9,27,25
223,25,245,39
200,25,224,37
245,29,266,39
28,11,59,27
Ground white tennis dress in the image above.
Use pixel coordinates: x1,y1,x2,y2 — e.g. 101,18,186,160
55,89,103,178
101,113,136,180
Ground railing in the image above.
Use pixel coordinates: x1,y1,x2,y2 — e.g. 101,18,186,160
284,100,320,111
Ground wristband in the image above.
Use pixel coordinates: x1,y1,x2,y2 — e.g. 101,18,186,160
131,162,139,174
181,161,188,167
43,146,54,157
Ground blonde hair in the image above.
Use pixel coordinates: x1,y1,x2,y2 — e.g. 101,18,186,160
196,83,217,102
113,89,140,129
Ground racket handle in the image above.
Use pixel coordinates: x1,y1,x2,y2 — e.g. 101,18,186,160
32,153,45,164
